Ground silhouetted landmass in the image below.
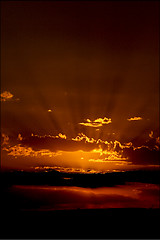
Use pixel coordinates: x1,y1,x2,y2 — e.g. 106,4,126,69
1,169,160,188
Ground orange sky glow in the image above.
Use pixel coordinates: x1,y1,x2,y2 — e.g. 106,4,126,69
1,1,159,173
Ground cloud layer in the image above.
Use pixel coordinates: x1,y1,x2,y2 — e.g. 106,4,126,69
1,130,159,171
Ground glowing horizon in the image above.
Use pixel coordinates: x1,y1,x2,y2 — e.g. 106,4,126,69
1,130,159,172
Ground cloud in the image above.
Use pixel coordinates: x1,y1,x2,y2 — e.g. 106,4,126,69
143,131,160,151
149,131,154,138
79,117,112,127
156,136,160,145
1,132,159,167
1,133,97,159
33,166,100,174
58,133,67,139
1,134,9,145
25,133,95,152
0,91,20,102
3,144,62,158
88,147,131,166
127,117,143,121
17,134,23,141
88,159,130,165
123,146,159,165
31,133,66,140
72,133,97,143
0,91,14,101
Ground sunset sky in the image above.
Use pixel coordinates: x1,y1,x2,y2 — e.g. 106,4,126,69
1,1,159,172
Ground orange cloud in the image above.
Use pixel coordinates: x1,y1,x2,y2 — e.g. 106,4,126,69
156,136,160,145
0,91,20,102
31,133,67,139
3,144,62,158
89,146,129,164
127,117,142,121
72,133,96,143
58,133,67,139
33,166,100,174
155,137,160,150
17,134,23,141
0,91,14,101
1,134,9,145
149,131,154,138
88,159,131,166
79,117,112,127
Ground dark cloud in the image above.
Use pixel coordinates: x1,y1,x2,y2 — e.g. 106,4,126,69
123,147,159,165
20,134,97,152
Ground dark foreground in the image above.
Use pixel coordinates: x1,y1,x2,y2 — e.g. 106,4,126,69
1,208,160,239
1,170,160,238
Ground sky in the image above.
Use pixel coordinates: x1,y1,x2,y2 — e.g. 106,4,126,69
1,1,159,171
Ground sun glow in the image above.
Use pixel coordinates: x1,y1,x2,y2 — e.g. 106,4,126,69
2,129,159,172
